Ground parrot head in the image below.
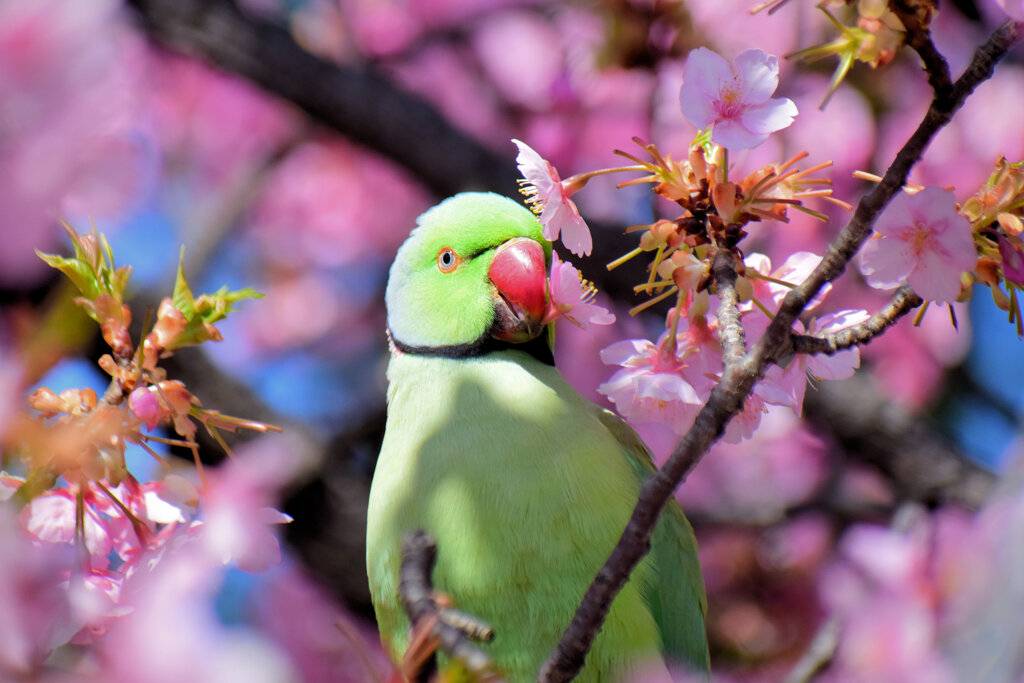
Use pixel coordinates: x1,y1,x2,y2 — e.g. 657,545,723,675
386,192,554,355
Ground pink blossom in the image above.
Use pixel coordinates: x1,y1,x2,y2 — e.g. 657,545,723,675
21,488,115,568
512,138,592,257
759,309,869,413
199,437,304,572
679,409,827,521
860,187,977,303
0,0,145,286
0,507,74,675
543,253,615,330
991,0,1024,20
679,48,798,150
258,563,394,682
997,233,1024,287
743,251,831,313
598,333,707,434
101,542,296,683
722,392,768,443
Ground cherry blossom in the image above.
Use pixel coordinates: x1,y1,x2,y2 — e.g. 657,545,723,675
997,233,1024,287
512,138,592,257
0,507,74,676
759,309,869,413
743,251,831,313
991,0,1024,20
543,252,615,330
860,187,977,303
198,437,300,573
679,47,798,150
598,333,708,434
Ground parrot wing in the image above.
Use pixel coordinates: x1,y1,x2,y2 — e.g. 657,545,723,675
595,407,711,674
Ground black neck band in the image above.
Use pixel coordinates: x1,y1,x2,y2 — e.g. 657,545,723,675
389,330,555,366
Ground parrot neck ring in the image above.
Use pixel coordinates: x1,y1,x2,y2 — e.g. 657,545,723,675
387,327,555,365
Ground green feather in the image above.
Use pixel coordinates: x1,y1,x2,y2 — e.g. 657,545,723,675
368,193,709,681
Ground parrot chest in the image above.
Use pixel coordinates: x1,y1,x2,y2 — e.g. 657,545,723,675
367,351,659,680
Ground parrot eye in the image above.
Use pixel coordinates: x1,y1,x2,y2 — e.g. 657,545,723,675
437,247,460,273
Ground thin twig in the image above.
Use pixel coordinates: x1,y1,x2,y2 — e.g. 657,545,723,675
790,285,923,356
890,0,952,97
538,20,1024,683
399,530,502,682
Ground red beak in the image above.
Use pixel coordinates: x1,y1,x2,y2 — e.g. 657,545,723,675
488,238,547,343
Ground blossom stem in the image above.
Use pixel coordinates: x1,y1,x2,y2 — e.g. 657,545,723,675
204,423,236,458
136,440,170,468
75,485,89,569
912,300,930,326
660,290,688,357
607,247,644,271
746,271,797,288
628,286,678,316
95,479,151,544
634,280,676,292
752,296,776,319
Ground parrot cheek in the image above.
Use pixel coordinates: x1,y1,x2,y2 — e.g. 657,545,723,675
488,237,548,344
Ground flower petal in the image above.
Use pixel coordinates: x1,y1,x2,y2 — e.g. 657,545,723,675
733,49,780,103
860,235,914,290
740,98,798,136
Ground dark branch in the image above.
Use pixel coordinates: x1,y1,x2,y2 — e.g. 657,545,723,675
123,0,520,200
804,373,997,510
399,530,501,681
790,285,923,356
890,0,952,97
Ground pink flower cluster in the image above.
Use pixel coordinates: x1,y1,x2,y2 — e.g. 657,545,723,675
600,251,866,440
0,438,298,679
0,0,145,286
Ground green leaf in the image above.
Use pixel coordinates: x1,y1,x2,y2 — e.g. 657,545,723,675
195,286,264,324
172,246,197,321
35,250,101,302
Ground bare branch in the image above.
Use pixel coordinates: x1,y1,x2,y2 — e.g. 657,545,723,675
890,0,952,97
804,373,997,510
399,530,502,682
790,285,923,356
123,0,519,200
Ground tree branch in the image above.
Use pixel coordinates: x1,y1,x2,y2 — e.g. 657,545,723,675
123,0,520,200
804,373,997,509
790,285,923,356
713,249,747,367
539,20,1024,682
399,530,501,681
890,0,952,97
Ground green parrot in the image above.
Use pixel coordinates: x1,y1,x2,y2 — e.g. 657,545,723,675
366,192,709,682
